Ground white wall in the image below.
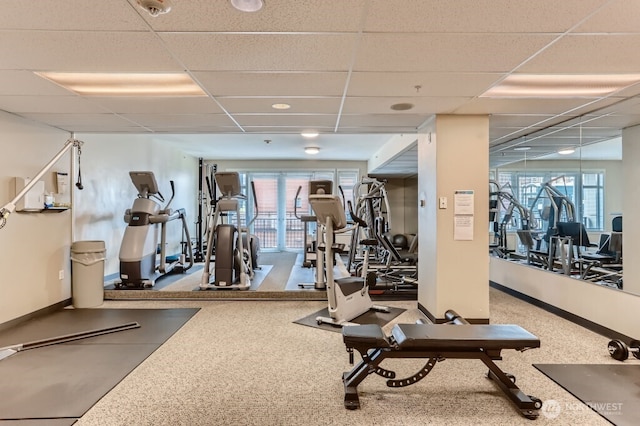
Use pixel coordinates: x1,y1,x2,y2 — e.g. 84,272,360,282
0,112,72,324
491,257,640,338
368,133,417,173
74,134,198,277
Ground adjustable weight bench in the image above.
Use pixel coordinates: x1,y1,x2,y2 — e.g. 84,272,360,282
342,311,542,419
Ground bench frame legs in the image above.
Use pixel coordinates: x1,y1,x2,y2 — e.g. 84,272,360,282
343,347,541,420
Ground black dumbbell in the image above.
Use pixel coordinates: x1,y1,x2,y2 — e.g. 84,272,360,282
608,339,640,361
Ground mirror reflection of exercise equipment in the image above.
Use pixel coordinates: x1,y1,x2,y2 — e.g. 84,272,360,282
200,171,260,290
345,177,417,293
309,193,389,327
489,180,530,259
492,174,625,289
116,171,193,288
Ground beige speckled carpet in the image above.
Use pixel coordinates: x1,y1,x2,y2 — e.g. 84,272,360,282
66,288,619,426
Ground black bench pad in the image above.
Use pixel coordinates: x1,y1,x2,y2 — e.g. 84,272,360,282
342,324,389,348
392,324,540,351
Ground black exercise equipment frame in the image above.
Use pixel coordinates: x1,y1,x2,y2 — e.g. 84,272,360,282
341,315,542,420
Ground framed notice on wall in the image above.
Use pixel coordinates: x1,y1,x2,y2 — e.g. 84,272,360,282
454,190,474,240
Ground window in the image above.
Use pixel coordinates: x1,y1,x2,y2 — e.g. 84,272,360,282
496,170,604,232
231,169,359,251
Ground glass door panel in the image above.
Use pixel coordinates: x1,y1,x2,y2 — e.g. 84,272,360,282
250,174,278,250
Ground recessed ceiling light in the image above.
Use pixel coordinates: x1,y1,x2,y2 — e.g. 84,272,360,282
513,146,531,151
390,102,414,111
34,72,206,97
481,74,640,98
304,147,320,155
301,131,319,138
558,148,576,155
231,0,264,12
271,103,291,110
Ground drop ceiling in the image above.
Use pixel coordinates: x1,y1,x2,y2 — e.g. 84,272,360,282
0,0,638,175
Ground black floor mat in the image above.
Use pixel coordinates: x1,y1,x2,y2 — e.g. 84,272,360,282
294,306,405,333
534,363,640,426
0,308,199,423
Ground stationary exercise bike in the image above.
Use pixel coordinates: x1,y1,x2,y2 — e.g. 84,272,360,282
116,171,193,288
200,171,259,290
296,180,335,290
309,193,390,327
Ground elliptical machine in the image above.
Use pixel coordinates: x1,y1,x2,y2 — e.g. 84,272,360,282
200,171,259,290
116,171,193,288
309,193,390,327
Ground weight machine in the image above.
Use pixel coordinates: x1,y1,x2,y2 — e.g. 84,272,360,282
516,177,577,269
489,180,530,258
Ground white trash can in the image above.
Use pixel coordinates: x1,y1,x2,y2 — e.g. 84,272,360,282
70,240,106,308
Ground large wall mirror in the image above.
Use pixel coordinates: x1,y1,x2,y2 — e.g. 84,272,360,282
489,117,625,293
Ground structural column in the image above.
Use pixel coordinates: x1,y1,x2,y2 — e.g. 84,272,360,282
417,115,490,322
621,125,639,294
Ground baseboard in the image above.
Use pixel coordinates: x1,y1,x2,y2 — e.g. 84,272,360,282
490,280,633,343
0,298,72,332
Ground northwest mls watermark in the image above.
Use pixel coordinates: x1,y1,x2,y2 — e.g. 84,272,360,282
541,399,624,419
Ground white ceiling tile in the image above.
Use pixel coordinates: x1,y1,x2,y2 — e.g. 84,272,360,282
19,113,141,128
66,126,153,133
581,114,640,129
146,0,366,32
365,0,607,33
490,114,560,128
355,33,557,72
342,97,467,114
454,98,604,115
121,114,237,128
0,31,181,72
0,1,636,164
348,72,502,97
338,114,428,128
0,71,71,95
193,72,348,97
0,96,108,113
0,0,146,30
219,97,341,114
520,35,640,73
90,97,223,114
240,126,336,134
234,114,337,127
160,33,357,71
574,0,640,33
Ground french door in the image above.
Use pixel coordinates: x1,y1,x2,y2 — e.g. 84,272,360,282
249,172,316,251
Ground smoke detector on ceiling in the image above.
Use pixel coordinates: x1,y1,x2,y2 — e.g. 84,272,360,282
136,0,172,17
